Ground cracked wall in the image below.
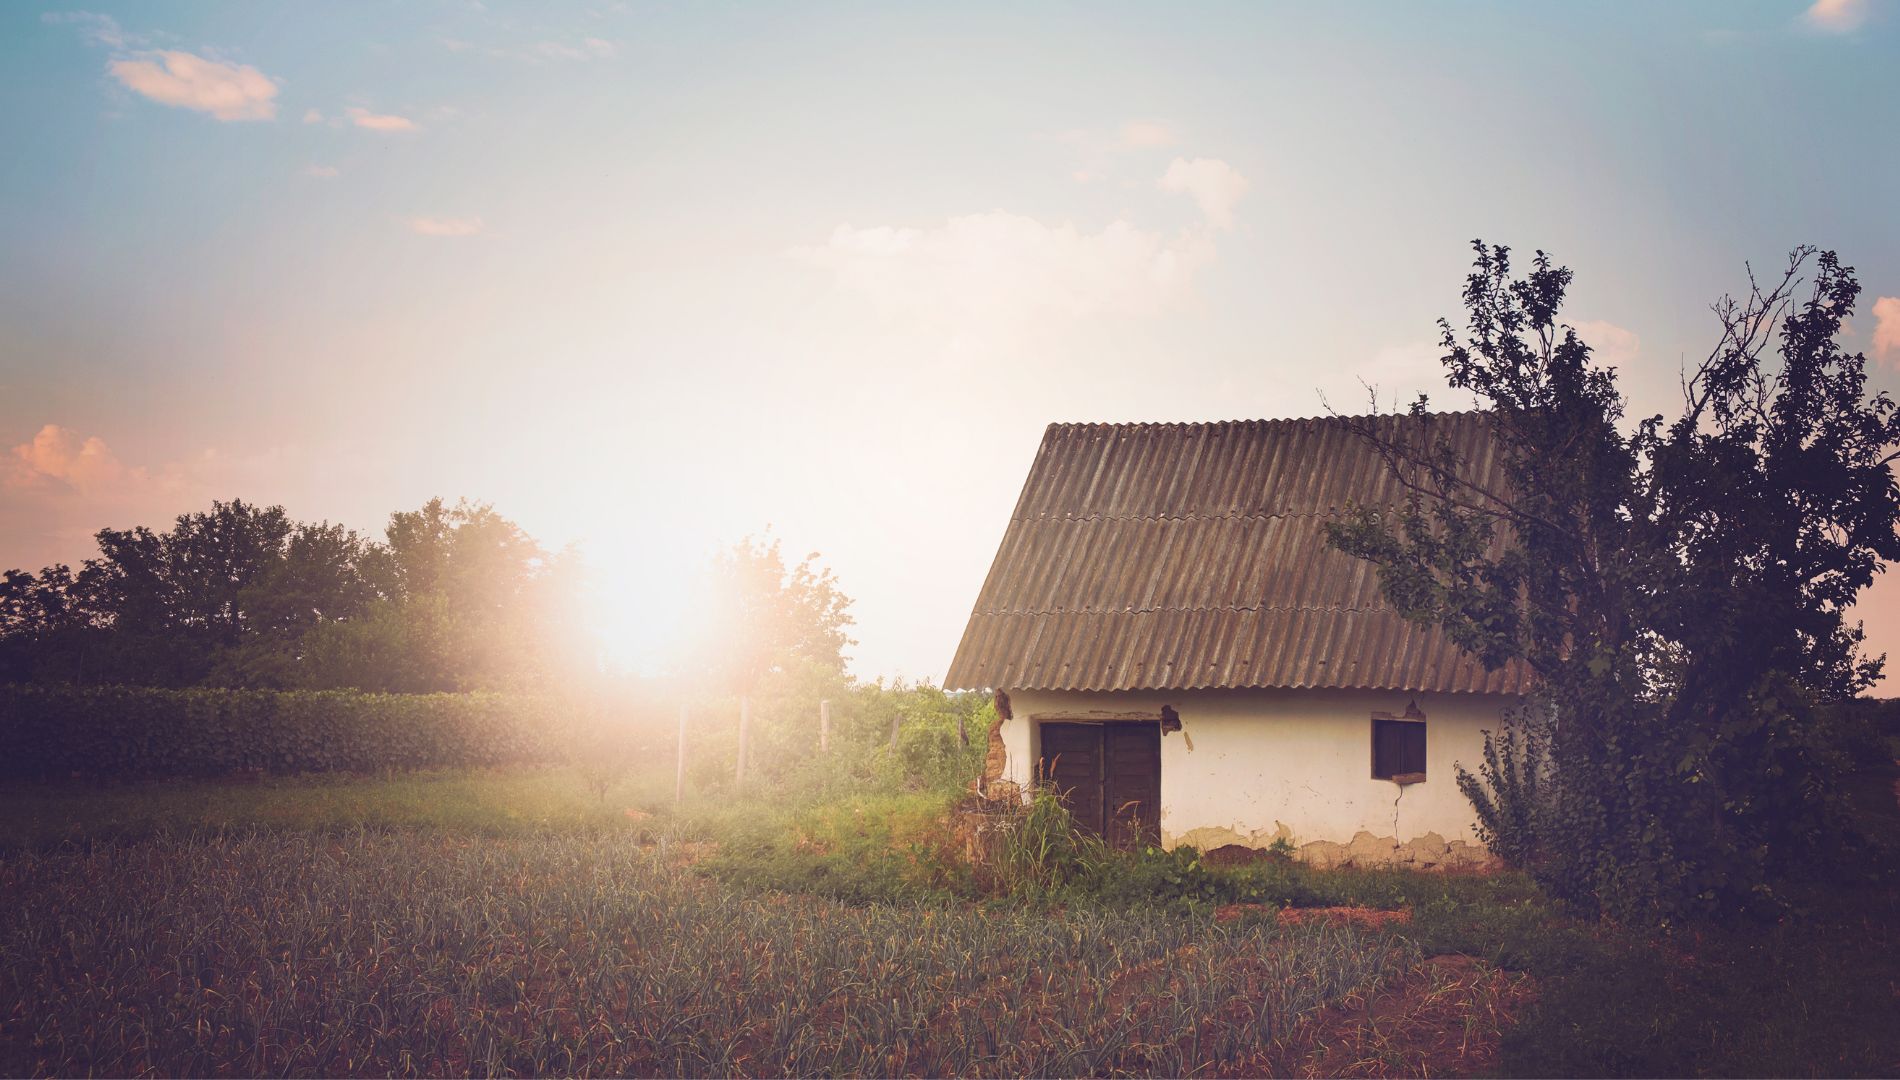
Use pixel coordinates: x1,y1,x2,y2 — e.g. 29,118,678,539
995,687,1517,865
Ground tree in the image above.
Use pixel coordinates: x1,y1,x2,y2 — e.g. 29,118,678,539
0,495,577,693
702,533,856,696
0,566,86,683
1327,242,1900,922
291,498,566,692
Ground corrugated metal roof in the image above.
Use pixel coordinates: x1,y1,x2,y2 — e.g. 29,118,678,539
943,411,1531,695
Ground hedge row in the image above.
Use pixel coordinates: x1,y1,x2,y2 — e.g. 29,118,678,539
0,685,565,780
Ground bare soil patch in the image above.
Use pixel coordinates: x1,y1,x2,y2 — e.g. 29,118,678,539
1235,953,1537,1078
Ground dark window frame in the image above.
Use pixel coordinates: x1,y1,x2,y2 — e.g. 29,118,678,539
1370,703,1427,783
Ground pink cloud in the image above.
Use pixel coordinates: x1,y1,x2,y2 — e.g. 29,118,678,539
108,50,278,121
407,216,484,237
5,425,134,493
1872,296,1900,365
0,426,320,575
1158,157,1249,229
1804,0,1869,32
347,106,418,132
1118,120,1175,149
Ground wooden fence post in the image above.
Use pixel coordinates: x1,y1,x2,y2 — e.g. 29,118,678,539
675,703,687,806
819,699,831,754
737,694,751,787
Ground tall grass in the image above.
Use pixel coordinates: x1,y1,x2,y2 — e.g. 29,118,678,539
0,830,1417,1078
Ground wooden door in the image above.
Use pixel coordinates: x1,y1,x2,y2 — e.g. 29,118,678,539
1103,723,1161,851
1037,721,1161,850
1038,723,1104,837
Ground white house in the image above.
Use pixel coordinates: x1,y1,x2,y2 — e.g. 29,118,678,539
944,412,1529,869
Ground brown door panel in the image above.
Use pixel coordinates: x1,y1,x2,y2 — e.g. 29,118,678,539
1038,723,1104,837
1039,721,1161,850
1103,723,1161,850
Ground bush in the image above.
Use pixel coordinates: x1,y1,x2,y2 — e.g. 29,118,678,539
0,685,564,780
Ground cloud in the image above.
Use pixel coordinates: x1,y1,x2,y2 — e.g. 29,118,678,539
796,157,1256,326
531,37,618,60
444,35,618,61
407,216,484,237
1318,342,1457,409
347,106,417,132
1157,157,1249,229
1873,296,1900,364
793,211,1215,326
1051,120,1179,156
1117,120,1175,149
304,164,339,179
1571,319,1641,368
302,107,323,124
1804,0,1869,31
108,50,278,121
41,10,128,48
4,425,135,493
0,426,339,577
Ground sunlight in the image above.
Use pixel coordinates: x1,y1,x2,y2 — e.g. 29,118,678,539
578,544,706,677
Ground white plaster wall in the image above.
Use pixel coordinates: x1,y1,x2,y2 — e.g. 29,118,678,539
996,687,1518,850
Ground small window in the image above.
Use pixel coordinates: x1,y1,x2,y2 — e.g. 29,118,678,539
1371,715,1426,782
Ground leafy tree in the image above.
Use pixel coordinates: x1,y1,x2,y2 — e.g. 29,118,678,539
702,533,856,697
0,495,580,693
47,500,296,685
293,594,460,693
291,499,566,692
0,566,87,683
1328,243,1900,922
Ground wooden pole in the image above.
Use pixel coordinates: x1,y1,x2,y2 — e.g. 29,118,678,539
957,711,968,750
819,699,831,754
737,694,751,787
675,703,687,806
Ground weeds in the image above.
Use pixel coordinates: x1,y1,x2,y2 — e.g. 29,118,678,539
0,830,1416,1078
5,764,1896,1077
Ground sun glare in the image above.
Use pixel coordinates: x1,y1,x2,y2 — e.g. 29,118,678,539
580,546,706,676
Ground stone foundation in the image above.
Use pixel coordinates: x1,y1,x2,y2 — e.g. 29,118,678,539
1168,823,1496,871
1297,830,1495,871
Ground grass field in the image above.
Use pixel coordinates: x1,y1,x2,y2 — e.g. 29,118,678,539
2,830,1437,1077
0,767,660,849
2,766,1896,1077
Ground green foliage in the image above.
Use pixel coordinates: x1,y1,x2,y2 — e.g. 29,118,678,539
701,533,856,695
0,685,563,781
1455,709,1547,869
990,786,1112,897
675,664,988,805
696,790,978,904
0,496,587,694
0,766,658,849
1327,242,1900,922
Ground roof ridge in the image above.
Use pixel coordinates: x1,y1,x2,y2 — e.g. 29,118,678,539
1009,509,1381,522
973,604,1405,615
1042,409,1490,434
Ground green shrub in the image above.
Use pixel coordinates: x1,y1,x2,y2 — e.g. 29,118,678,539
0,685,563,780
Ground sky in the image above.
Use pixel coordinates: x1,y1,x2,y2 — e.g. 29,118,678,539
2,0,1899,683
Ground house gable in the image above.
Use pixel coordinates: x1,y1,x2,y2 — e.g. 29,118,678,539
945,411,1528,695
